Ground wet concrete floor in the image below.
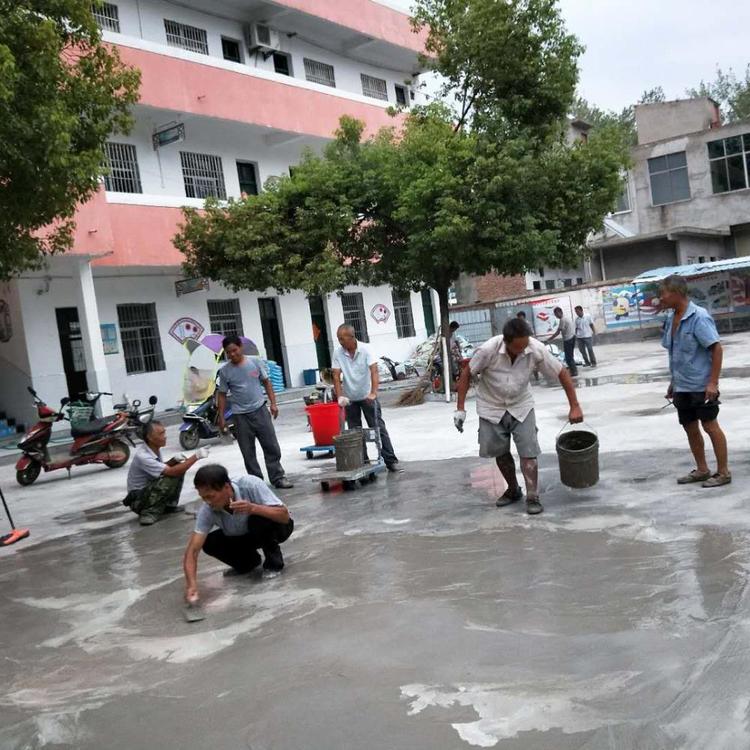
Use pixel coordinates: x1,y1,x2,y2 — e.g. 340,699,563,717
2,446,750,749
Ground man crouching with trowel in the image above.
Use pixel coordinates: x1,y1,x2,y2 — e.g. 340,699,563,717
183,464,294,608
454,318,584,515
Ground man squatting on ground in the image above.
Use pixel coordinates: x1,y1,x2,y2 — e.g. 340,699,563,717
183,464,294,604
217,334,294,489
124,421,209,525
332,324,401,472
454,318,584,515
659,274,731,487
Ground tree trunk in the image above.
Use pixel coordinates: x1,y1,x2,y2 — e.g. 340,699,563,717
435,285,452,398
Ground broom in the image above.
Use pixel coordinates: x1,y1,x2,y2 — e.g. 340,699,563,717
0,486,30,547
397,339,442,407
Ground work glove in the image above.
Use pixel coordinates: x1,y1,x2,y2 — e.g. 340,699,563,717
338,396,350,408
195,446,210,460
453,410,466,433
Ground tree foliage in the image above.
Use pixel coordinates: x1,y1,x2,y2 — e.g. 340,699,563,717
0,0,140,279
687,65,750,123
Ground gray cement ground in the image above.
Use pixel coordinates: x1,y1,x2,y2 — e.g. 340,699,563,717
2,334,750,749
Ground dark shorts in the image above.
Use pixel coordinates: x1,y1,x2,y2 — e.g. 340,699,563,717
673,391,720,426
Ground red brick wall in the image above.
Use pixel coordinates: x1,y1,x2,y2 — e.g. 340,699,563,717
473,273,527,302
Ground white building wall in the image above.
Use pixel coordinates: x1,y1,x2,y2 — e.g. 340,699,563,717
0,281,34,429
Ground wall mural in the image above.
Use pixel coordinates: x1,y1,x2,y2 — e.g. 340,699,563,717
169,317,205,344
0,300,11,342
370,304,391,324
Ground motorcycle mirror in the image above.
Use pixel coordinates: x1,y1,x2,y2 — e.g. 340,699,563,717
60,396,70,406
148,395,158,405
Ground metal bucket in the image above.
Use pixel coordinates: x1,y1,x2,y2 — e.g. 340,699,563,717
556,427,599,489
334,429,364,472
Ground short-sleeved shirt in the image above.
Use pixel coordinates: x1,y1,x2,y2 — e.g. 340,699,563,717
127,444,164,491
661,301,720,393
217,356,269,414
194,475,286,536
558,317,575,341
575,314,594,338
470,336,563,423
332,343,376,401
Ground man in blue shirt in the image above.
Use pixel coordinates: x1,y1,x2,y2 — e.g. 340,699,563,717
660,275,730,487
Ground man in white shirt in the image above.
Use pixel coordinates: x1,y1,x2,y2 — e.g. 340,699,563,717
454,318,584,515
332,324,400,471
574,305,597,367
547,306,578,376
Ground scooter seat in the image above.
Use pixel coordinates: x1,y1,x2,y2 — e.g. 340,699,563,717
70,417,119,437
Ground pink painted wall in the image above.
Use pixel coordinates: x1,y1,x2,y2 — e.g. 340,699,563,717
274,0,427,53
117,46,404,139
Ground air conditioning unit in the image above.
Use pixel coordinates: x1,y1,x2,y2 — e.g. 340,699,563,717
245,23,281,52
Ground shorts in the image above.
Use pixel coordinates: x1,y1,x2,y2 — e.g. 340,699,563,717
673,391,720,426
478,410,541,459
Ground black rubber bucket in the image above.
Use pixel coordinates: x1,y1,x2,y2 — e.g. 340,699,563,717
556,428,599,489
334,429,364,472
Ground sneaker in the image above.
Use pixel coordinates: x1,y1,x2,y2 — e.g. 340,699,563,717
274,477,294,489
139,514,158,526
526,498,544,515
496,487,523,507
263,547,285,572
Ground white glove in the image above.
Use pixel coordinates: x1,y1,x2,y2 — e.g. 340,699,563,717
195,446,210,460
338,396,350,408
453,410,466,433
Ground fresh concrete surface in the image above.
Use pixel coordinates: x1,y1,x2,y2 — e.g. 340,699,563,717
2,334,750,749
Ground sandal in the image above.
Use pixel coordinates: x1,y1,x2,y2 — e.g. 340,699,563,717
702,473,732,488
676,470,711,485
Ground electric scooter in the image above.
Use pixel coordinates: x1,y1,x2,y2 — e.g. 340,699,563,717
15,387,132,486
178,391,233,450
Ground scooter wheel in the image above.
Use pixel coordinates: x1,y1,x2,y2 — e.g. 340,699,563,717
179,426,201,451
104,439,130,469
17,461,41,486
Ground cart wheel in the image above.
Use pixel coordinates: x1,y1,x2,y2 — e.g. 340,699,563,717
358,477,369,486
327,450,335,458
306,451,314,459
369,473,377,483
321,481,330,492
343,480,356,491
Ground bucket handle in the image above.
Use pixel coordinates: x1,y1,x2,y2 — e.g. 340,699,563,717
556,420,597,438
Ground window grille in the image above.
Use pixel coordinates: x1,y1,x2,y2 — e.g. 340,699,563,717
180,151,226,199
392,291,415,338
341,293,369,342
361,74,388,101
103,142,142,193
92,2,120,32
164,19,209,55
208,299,244,337
117,304,165,374
304,58,336,87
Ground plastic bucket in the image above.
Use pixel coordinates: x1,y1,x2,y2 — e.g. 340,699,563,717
305,402,341,447
303,368,318,386
334,429,364,472
556,428,599,489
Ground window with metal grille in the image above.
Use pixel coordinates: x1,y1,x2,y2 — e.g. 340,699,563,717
648,151,690,205
708,133,750,194
117,304,165,374
341,293,369,342
92,2,120,32
208,299,244,337
236,161,259,196
304,58,336,87
392,291,415,338
164,19,209,55
180,151,226,199
361,74,388,101
103,142,142,193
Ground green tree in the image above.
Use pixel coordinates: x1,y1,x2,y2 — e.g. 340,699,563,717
688,65,750,123
0,0,140,279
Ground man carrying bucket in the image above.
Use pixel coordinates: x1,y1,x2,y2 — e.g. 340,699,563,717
454,318,584,515
332,324,401,472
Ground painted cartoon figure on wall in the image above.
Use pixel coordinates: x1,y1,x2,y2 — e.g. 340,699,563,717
370,304,391,324
169,317,205,344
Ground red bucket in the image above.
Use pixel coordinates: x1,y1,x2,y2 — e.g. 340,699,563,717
305,402,341,447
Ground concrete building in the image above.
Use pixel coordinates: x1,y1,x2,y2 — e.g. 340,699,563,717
0,0,437,430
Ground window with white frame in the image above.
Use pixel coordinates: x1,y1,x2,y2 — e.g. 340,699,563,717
395,84,409,107
708,133,750,193
304,58,336,87
392,291,415,338
340,293,369,342
208,299,244,337
180,152,226,200
648,151,690,205
164,19,209,55
117,304,165,374
361,74,388,101
92,2,120,32
614,176,631,213
103,142,142,193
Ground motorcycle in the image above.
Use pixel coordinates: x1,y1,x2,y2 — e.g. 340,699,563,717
15,388,142,486
179,390,233,450
379,356,419,381
68,390,158,441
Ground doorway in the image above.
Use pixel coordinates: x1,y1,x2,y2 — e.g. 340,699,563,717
55,307,89,398
308,296,331,370
421,289,436,337
258,298,286,381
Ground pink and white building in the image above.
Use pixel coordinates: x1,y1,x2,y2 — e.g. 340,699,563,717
0,0,440,428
